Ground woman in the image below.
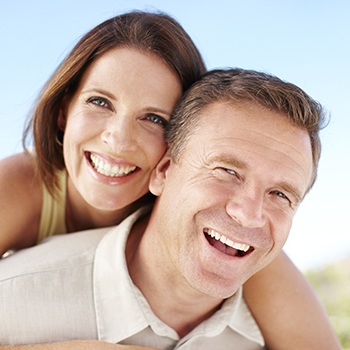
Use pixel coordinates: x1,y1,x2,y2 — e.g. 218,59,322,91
0,10,340,349
0,11,205,253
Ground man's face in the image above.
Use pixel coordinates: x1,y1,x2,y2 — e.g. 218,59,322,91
150,101,313,299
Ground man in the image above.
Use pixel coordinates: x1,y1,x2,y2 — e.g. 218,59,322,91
0,69,326,349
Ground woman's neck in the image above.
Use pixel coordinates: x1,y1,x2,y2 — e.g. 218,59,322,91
65,178,152,233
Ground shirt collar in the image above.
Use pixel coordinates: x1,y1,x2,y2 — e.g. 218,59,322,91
93,207,151,342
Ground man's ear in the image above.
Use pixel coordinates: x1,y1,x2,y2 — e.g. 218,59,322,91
149,151,172,196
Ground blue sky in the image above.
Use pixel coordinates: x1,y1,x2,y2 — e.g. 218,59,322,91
1,0,349,270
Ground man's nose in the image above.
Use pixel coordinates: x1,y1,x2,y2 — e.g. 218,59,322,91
225,189,266,229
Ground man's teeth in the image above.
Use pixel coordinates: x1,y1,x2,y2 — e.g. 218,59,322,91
204,228,250,252
90,154,136,177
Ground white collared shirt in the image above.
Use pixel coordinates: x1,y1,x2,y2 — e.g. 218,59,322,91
0,209,264,349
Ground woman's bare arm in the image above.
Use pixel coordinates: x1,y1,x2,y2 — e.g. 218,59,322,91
0,152,42,256
244,251,341,350
0,341,158,349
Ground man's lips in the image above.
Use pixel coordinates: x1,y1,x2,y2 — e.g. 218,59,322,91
204,228,254,257
88,152,138,177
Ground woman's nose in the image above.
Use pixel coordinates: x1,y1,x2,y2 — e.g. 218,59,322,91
100,115,137,154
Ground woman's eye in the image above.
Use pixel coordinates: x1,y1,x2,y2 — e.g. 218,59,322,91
146,114,168,127
87,97,109,108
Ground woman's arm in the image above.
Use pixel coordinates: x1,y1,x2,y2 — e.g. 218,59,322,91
0,341,158,349
243,251,341,350
0,152,42,257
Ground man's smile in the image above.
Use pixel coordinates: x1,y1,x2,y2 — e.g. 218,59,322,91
204,228,253,257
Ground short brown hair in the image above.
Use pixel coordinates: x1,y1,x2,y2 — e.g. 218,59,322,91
23,10,206,196
166,68,327,192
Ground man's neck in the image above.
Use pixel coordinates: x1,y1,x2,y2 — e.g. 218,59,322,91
126,214,223,338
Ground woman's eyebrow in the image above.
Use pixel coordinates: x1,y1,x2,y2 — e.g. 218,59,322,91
82,88,172,116
144,106,173,116
82,88,116,101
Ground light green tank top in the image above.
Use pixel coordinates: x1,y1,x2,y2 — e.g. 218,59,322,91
37,169,67,243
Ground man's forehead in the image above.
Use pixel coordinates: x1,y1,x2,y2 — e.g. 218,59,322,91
191,101,303,141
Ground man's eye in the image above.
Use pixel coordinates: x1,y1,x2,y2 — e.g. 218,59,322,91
224,168,237,176
214,167,239,180
146,114,168,127
87,97,109,108
271,190,290,202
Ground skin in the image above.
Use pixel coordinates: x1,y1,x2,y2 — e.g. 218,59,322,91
0,342,157,350
127,101,314,338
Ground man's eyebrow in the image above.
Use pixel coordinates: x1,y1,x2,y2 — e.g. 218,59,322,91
209,154,248,170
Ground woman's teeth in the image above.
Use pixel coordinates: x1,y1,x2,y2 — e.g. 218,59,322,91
90,154,136,177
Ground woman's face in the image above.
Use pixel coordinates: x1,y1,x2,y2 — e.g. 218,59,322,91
60,47,182,211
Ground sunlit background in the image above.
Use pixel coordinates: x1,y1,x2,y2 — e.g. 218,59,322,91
1,0,349,271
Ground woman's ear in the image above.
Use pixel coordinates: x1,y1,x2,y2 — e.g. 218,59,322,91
149,151,172,196
57,110,66,131
57,98,69,131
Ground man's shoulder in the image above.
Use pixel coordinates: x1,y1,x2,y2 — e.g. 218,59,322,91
0,226,110,281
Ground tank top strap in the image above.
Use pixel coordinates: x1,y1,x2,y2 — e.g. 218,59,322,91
37,169,67,242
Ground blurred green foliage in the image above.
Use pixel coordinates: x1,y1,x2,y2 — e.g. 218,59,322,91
305,257,350,349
